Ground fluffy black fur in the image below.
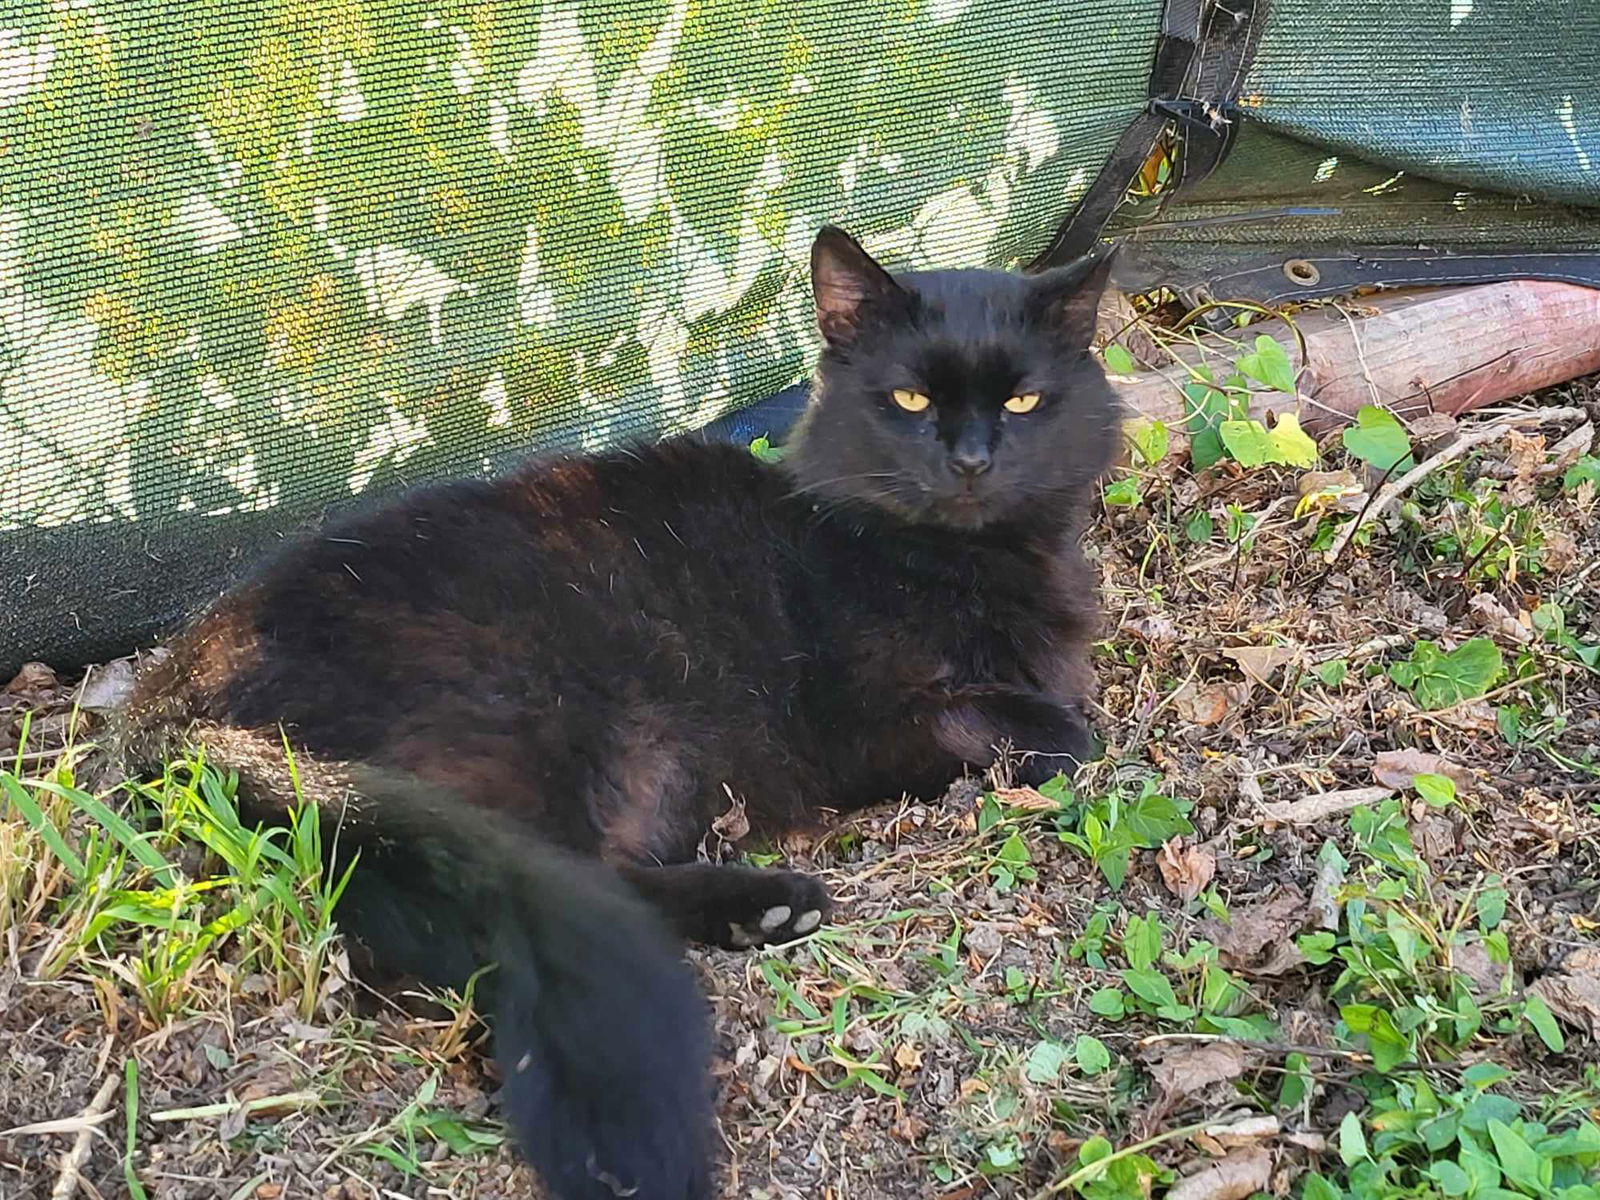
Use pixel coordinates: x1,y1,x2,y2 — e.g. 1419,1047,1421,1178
119,227,1120,1199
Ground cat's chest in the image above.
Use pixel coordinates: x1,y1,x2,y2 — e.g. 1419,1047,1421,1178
823,535,1074,680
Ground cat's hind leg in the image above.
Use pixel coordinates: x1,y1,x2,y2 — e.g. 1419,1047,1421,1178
616,863,832,950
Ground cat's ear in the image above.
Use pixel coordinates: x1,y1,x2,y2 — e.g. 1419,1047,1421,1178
1024,245,1118,349
811,227,909,347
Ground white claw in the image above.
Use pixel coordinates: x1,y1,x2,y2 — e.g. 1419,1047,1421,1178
759,905,792,932
794,910,822,934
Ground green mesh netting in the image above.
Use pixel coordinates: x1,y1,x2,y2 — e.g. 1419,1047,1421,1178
4,0,1600,673
1241,0,1599,208
1113,123,1600,257
1,0,1158,667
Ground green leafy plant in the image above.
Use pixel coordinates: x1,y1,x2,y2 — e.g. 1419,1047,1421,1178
5,753,352,1022
1219,412,1318,468
1389,639,1505,710
1182,341,1313,472
749,435,785,464
1343,406,1415,473
1048,775,1193,889
1304,1071,1600,1200
1103,343,1138,374
1562,454,1600,491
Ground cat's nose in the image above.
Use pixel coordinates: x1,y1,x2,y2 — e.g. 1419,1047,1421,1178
947,449,992,478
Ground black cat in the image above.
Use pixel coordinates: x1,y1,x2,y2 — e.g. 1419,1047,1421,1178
119,227,1119,1200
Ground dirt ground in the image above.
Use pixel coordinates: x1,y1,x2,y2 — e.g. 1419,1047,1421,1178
3,375,1598,1200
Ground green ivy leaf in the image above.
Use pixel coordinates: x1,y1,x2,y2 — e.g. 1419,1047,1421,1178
1103,343,1137,374
1184,380,1231,471
1122,967,1178,1009
1430,1161,1473,1196
1477,884,1508,931
1389,639,1505,710
1563,454,1600,491
1267,413,1319,467
1123,913,1162,972
1413,772,1458,807
1339,1112,1370,1165
1342,1003,1410,1071
1297,931,1337,964
1318,658,1349,687
749,435,785,464
1089,987,1127,1019
1237,335,1297,394
1462,1062,1514,1090
1524,993,1566,1053
1074,1034,1112,1076
1079,1135,1114,1166
1278,1052,1312,1111
1103,477,1143,507
1127,418,1169,467
1192,428,1225,471
1025,1039,1071,1083
1219,420,1274,467
1342,405,1414,472
1218,415,1318,468
1487,1119,1552,1195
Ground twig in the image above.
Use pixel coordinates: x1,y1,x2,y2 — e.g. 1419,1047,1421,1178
147,1090,322,1123
1312,632,1411,664
48,1072,121,1200
1324,406,1586,563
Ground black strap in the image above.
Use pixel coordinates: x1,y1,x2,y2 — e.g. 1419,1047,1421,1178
1028,0,1271,271
1121,245,1600,308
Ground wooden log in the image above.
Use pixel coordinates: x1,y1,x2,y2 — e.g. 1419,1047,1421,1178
1111,280,1600,435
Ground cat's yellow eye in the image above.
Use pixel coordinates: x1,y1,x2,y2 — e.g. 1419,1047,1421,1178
892,389,931,413
1005,392,1042,414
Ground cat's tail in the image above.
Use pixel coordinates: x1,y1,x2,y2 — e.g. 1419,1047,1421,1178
131,723,716,1200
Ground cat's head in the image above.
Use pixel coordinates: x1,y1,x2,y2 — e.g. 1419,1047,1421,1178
786,226,1120,531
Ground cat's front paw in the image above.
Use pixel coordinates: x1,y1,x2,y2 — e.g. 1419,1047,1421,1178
720,869,832,950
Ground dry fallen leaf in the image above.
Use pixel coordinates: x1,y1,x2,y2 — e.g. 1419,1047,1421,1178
1373,748,1474,792
1294,470,1366,519
1431,700,1499,735
1200,1115,1281,1150
1121,614,1181,645
1542,529,1581,572
712,787,751,842
1158,838,1217,903
1548,421,1595,473
1174,679,1252,727
1452,934,1513,999
992,786,1065,813
1142,1040,1248,1101
1410,812,1460,862
74,656,139,712
1166,1147,1273,1200
1309,847,1347,931
1502,428,1547,505
1221,644,1298,687
1467,594,1533,644
1530,945,1600,1037
1205,885,1309,973
1257,786,1394,826
3,661,57,695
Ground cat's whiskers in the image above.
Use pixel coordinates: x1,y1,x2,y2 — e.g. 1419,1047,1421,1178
781,470,909,502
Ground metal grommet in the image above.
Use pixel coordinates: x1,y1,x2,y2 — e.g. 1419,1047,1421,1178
1283,258,1321,286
